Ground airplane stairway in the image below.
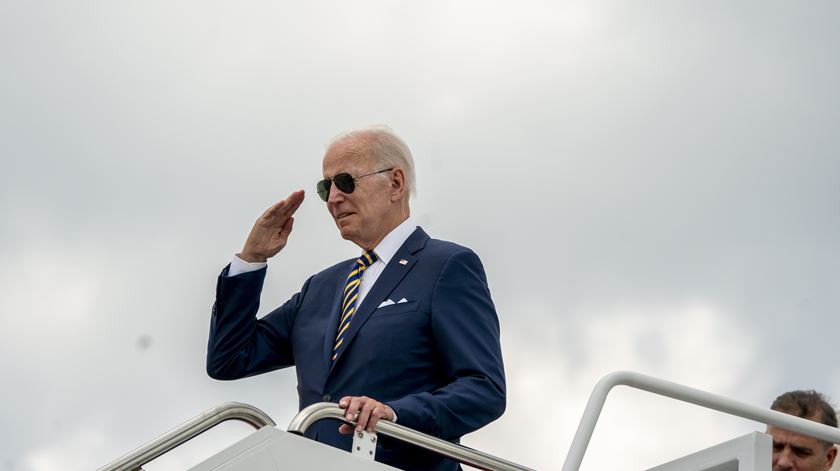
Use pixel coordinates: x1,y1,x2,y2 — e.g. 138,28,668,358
97,371,840,471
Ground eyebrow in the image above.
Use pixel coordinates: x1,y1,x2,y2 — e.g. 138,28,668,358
773,441,814,454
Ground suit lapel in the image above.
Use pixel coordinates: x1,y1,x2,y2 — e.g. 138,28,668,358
329,227,429,369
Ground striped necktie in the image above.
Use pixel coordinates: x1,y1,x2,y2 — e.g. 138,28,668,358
333,250,378,362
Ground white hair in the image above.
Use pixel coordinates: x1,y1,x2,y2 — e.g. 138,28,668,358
328,125,416,200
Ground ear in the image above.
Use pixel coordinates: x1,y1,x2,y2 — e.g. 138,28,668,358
389,168,406,202
825,444,837,469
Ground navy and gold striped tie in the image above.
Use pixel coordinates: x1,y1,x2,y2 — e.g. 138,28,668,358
333,250,378,362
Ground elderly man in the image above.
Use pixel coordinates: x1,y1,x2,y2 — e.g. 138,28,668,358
206,127,506,470
767,390,838,471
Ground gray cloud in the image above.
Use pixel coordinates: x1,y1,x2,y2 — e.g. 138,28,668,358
1,1,838,470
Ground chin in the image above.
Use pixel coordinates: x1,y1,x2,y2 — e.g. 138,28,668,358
336,224,355,241
337,229,368,248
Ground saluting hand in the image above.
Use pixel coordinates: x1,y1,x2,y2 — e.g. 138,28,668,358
240,190,305,263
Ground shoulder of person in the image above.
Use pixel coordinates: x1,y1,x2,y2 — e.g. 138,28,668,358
423,236,480,262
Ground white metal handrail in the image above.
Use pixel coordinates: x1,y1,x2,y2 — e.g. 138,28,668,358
562,370,840,471
288,402,535,471
96,402,276,471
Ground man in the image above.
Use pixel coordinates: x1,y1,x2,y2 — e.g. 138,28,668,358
206,127,506,470
767,390,838,471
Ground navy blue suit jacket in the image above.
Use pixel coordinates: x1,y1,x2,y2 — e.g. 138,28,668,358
207,227,506,470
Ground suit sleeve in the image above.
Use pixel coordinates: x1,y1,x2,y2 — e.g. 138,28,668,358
385,249,506,439
206,265,307,380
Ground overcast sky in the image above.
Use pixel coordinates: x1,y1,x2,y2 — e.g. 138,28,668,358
2,1,839,470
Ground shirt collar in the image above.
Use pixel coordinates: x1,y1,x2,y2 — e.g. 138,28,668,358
371,217,416,266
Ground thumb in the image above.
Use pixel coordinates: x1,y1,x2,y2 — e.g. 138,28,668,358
279,216,295,238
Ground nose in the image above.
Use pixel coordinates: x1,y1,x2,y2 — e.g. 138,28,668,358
327,182,345,204
774,449,795,471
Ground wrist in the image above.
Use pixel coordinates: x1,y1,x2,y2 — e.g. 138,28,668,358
238,251,267,263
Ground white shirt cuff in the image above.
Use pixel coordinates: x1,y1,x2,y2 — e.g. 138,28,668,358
228,254,267,277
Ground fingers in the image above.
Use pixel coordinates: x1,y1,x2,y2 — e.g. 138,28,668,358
340,396,364,422
279,216,294,239
356,399,376,432
338,396,394,433
285,189,305,214
263,190,305,224
241,190,304,262
365,404,391,432
263,190,303,221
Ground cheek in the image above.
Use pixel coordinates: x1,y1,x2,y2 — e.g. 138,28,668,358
355,203,372,220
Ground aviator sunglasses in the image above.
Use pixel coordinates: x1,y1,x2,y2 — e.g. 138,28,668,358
316,168,393,202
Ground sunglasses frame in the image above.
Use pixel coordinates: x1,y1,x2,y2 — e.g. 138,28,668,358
316,168,394,202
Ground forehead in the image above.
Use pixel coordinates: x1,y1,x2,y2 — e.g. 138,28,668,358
768,426,823,449
322,140,372,177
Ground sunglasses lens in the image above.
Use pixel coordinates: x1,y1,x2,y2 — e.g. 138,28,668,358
316,179,331,202
333,173,355,194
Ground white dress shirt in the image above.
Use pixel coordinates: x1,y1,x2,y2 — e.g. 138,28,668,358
351,217,416,307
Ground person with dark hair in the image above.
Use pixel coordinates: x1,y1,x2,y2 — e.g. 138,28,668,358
768,390,838,471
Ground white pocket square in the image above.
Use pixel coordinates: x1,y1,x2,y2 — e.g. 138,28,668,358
378,298,409,308
378,299,395,308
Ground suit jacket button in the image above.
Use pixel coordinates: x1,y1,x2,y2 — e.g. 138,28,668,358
323,394,331,402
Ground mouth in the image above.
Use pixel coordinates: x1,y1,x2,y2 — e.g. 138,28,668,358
335,212,355,222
